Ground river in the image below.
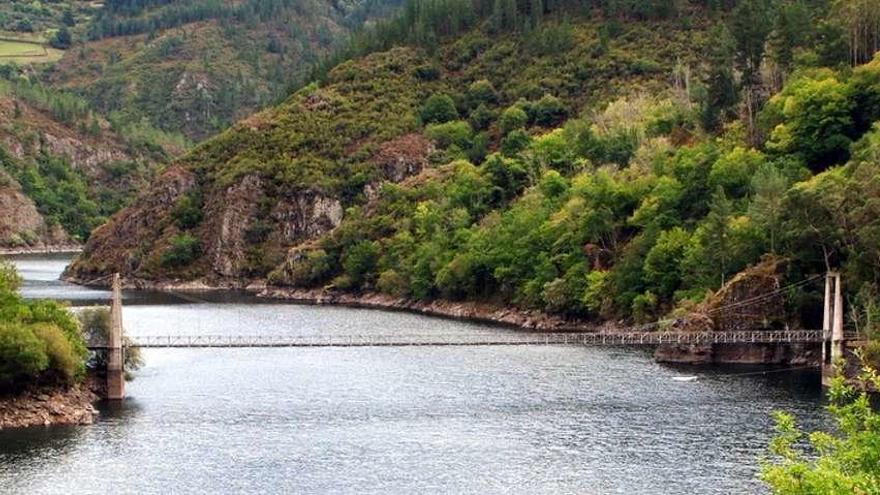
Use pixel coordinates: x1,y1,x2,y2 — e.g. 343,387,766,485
0,254,827,494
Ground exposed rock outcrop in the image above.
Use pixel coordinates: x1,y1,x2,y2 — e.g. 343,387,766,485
0,176,72,249
0,95,138,177
0,384,98,430
208,174,264,277
271,192,344,244
654,256,820,364
64,166,196,280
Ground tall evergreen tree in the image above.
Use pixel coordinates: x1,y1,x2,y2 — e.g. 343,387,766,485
702,24,738,132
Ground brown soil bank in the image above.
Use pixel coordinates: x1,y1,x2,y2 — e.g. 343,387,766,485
0,384,98,430
261,287,599,332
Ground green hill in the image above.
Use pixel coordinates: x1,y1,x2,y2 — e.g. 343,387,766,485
41,0,404,141
68,0,880,326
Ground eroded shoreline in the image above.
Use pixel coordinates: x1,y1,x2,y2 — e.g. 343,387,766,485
0,383,98,430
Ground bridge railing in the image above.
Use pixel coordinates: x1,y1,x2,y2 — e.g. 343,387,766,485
87,329,825,349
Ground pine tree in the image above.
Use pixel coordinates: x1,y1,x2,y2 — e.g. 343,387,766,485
704,186,734,286
702,24,738,132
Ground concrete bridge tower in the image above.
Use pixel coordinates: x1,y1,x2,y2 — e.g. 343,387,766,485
106,273,125,400
822,271,845,386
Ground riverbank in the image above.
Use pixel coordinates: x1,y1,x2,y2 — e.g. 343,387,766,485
61,273,602,331
0,383,98,430
267,287,602,332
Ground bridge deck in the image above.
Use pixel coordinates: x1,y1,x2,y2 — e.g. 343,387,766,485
88,330,824,349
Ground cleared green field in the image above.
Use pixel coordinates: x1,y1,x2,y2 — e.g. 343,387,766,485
0,38,63,63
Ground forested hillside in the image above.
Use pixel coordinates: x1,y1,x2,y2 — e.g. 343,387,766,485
42,0,403,140
68,0,880,331
0,0,402,247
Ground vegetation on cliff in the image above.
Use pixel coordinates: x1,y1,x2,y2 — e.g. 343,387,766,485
13,0,403,141
69,0,880,336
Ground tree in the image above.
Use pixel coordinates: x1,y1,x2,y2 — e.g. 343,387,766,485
62,8,77,27
762,366,880,493
50,27,73,50
768,1,810,86
703,187,735,286
730,0,773,144
702,24,738,132
465,79,497,109
0,323,48,390
730,0,772,88
644,227,692,299
849,54,880,134
533,94,567,126
420,94,458,124
832,0,880,65
749,162,789,252
500,105,528,134
342,240,379,287
709,147,766,198
764,72,854,169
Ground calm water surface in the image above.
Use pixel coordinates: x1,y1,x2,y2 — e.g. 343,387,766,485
0,254,827,494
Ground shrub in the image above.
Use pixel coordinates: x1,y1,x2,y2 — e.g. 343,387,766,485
342,241,378,287
499,105,528,134
426,120,473,149
377,269,409,296
32,324,82,383
420,94,458,124
171,191,204,230
465,79,497,109
468,103,495,131
501,129,532,156
49,27,73,49
0,323,48,390
414,64,441,81
161,234,202,267
533,94,568,126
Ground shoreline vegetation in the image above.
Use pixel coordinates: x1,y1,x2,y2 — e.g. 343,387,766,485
61,257,821,366
0,261,130,431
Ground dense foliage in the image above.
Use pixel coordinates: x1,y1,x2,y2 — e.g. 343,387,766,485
268,54,880,326
0,146,151,243
68,0,880,333
0,260,87,393
762,364,880,493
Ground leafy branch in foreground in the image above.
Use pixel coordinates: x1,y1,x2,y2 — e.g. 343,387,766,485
762,360,880,494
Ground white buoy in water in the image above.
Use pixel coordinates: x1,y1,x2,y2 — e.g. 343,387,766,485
672,376,698,382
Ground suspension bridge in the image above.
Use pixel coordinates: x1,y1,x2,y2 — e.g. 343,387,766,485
91,330,826,348
88,271,856,399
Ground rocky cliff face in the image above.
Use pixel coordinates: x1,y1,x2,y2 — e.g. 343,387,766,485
0,174,71,249
653,256,820,364
0,95,140,177
65,165,196,281
0,384,98,429
64,164,355,285
66,98,435,287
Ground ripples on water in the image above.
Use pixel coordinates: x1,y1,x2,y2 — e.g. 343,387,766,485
0,255,828,494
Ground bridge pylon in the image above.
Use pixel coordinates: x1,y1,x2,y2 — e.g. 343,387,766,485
822,271,845,386
106,273,125,400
